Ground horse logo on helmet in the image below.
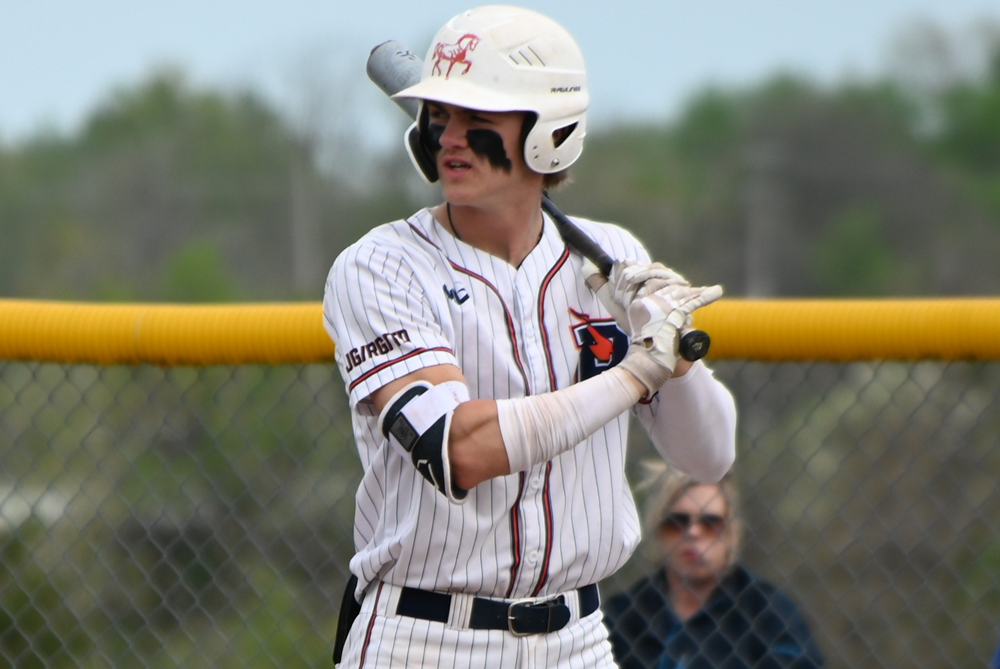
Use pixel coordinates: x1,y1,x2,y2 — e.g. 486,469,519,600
432,33,480,79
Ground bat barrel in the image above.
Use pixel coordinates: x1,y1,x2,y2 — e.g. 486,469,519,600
366,40,423,119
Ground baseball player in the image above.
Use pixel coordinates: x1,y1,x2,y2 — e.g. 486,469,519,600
323,6,736,668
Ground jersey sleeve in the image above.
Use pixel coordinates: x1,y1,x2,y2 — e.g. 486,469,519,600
323,235,457,407
634,361,737,483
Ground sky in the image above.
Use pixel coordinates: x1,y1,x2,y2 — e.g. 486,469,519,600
2,0,998,149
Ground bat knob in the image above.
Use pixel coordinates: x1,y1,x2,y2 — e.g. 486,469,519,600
679,330,711,362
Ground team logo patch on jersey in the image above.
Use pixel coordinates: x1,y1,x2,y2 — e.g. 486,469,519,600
443,283,470,305
344,329,411,372
431,33,480,79
569,309,629,381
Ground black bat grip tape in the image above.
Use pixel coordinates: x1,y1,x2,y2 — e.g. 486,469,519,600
542,195,711,363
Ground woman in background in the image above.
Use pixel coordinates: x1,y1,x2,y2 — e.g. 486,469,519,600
602,469,824,669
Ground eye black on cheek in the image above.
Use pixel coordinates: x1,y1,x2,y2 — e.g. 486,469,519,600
466,129,513,172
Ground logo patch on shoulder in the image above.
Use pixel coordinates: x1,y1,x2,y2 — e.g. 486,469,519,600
344,329,411,372
569,309,629,381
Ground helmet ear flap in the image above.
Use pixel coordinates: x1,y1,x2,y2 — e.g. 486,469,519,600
523,115,586,174
405,124,439,183
404,103,440,183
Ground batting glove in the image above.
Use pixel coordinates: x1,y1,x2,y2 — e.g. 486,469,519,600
617,282,724,396
580,259,690,335
615,260,689,297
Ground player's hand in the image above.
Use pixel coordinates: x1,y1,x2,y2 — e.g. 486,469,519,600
617,282,723,396
580,259,628,330
614,260,688,298
580,259,689,335
615,260,693,333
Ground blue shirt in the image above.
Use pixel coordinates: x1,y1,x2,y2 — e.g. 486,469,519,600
602,565,824,669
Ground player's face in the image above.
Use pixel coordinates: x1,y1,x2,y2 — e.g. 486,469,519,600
426,102,539,205
658,485,734,587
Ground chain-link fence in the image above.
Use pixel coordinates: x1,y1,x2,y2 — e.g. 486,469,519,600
1,359,998,668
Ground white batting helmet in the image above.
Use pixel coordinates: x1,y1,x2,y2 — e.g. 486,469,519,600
394,5,589,180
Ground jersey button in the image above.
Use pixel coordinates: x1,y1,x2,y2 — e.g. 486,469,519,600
527,551,538,564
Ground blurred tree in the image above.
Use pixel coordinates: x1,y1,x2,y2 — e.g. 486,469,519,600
0,523,93,668
811,204,898,295
2,21,1000,302
159,240,237,302
0,70,330,300
563,63,1000,297
78,69,303,300
931,43,1000,219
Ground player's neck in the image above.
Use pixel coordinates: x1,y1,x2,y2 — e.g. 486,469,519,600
437,196,545,268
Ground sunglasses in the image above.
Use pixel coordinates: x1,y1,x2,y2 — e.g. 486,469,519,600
661,511,728,534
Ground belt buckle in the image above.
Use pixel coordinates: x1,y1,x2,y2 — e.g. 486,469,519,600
506,598,536,637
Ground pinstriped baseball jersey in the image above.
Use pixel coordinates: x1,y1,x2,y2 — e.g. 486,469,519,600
324,207,730,606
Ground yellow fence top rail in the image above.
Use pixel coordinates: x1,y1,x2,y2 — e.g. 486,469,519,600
0,300,333,366
2,298,1000,365
696,298,1000,361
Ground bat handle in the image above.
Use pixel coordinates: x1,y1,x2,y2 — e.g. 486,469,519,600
586,275,710,362
542,194,711,362
542,195,614,276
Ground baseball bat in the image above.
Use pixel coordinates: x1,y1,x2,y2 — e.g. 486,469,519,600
366,40,711,362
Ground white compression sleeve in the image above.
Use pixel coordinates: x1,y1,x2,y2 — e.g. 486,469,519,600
496,367,640,473
635,361,737,483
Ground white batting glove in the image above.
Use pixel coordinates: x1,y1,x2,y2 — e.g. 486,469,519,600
580,259,690,335
580,259,628,330
615,260,689,298
617,282,724,396
616,260,693,333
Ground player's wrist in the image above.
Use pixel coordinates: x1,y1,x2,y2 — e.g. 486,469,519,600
618,346,676,398
670,356,695,378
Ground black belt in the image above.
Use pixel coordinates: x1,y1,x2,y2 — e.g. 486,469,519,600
396,584,600,636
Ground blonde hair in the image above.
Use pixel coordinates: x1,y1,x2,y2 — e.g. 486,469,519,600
640,461,745,567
